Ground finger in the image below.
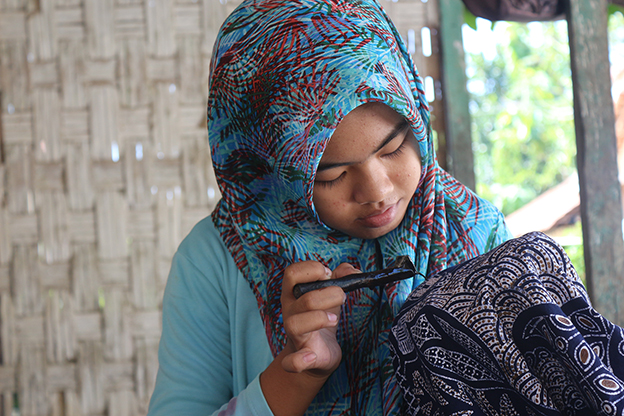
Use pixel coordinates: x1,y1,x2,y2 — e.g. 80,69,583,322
282,261,332,295
284,310,338,337
289,286,345,315
332,262,362,279
282,349,318,373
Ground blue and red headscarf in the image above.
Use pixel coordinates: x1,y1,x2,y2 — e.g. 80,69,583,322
208,0,511,413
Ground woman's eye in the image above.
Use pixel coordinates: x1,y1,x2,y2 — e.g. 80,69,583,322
383,139,407,160
316,172,346,188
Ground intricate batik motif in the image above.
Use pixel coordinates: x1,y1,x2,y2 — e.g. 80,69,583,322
207,0,511,413
390,232,624,415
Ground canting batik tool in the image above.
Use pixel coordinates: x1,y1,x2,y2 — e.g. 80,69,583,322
293,256,416,298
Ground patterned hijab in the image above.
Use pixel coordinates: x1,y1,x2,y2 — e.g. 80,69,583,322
208,0,511,414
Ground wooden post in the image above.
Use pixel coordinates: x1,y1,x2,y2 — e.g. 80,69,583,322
567,0,624,325
438,0,476,191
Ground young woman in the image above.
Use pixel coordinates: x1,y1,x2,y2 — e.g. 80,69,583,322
146,0,512,415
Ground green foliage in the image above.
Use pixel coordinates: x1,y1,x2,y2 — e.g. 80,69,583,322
463,8,478,30
465,21,576,215
609,4,624,17
464,12,624,285
610,10,624,48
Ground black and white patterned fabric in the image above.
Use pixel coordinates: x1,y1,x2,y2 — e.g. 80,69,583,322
389,232,624,415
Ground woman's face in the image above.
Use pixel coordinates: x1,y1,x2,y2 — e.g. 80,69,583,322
313,103,422,240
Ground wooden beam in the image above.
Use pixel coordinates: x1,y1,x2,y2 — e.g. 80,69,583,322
438,0,476,191
567,0,624,325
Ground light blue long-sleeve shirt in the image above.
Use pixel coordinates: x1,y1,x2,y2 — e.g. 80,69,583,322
147,217,274,415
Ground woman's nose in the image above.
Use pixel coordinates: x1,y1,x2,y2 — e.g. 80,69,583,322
353,163,393,204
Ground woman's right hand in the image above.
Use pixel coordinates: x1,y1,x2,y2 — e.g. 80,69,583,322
280,261,357,378
260,261,358,416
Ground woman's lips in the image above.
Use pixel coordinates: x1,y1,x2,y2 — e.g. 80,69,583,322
357,204,398,228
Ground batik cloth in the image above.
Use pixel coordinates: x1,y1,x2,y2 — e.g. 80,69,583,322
389,231,624,415
207,0,511,413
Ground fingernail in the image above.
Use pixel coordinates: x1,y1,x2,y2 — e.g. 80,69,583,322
324,267,332,277
303,352,316,363
327,312,337,322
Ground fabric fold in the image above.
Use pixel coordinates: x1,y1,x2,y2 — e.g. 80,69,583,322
390,231,624,415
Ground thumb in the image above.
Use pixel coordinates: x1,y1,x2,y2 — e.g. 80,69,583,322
281,349,317,373
332,262,361,279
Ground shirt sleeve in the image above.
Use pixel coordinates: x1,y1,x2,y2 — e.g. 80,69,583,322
212,375,273,416
147,222,274,416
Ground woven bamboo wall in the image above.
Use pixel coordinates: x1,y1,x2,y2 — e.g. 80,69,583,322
0,0,441,415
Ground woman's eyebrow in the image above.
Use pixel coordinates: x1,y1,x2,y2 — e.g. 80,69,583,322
317,119,409,172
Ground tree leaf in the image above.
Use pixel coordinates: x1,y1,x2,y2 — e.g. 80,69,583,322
463,7,478,31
